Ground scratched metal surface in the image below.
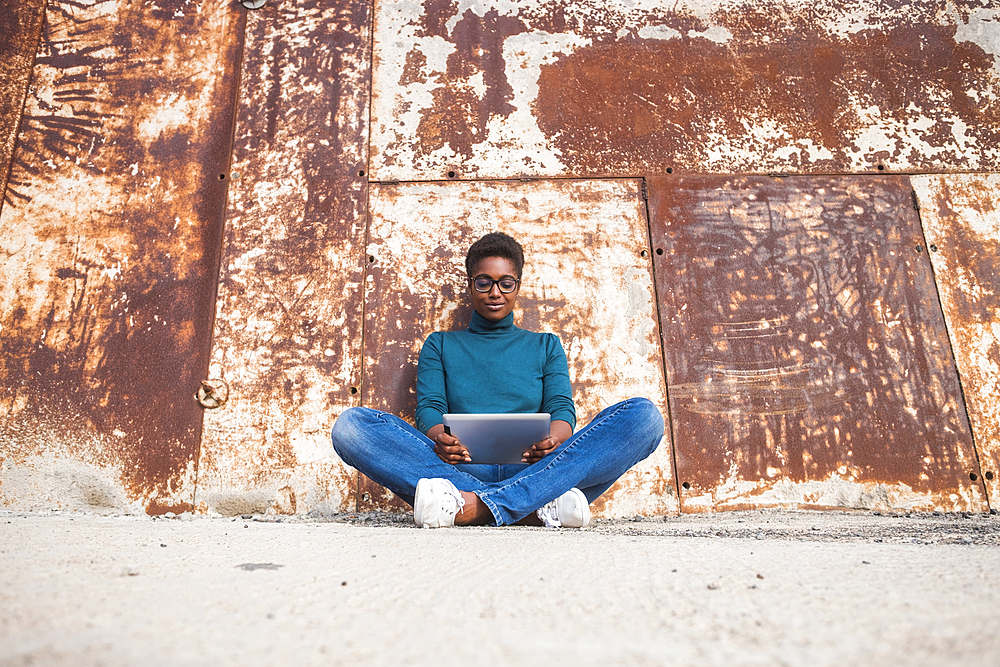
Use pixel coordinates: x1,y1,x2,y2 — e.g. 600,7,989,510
647,175,985,513
197,0,371,517
0,0,243,514
370,0,1000,181
0,0,46,213
914,174,1000,510
360,179,677,518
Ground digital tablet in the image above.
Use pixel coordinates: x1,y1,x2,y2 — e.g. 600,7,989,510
442,413,551,465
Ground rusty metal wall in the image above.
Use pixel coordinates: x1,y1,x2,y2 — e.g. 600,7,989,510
370,0,1000,181
914,174,1000,507
0,0,46,213
1,0,998,517
361,179,678,518
647,174,986,512
196,0,371,517
0,0,243,513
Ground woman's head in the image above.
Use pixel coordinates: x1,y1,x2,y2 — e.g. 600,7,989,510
465,232,524,322
465,232,524,279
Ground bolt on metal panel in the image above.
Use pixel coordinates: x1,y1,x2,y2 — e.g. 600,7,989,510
913,174,1000,509
370,0,1000,182
197,0,371,517
360,179,677,518
647,174,985,513
0,0,243,514
0,0,46,213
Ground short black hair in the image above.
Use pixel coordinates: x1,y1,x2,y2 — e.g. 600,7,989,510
465,232,525,278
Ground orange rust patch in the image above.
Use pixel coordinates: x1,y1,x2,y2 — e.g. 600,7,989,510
0,0,244,507
536,20,998,173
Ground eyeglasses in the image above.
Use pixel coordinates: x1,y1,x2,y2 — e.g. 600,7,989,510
470,276,520,293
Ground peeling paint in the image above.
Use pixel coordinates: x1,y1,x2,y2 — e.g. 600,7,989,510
361,179,677,517
648,174,985,512
0,0,243,512
371,0,1000,180
196,0,371,516
914,173,1000,508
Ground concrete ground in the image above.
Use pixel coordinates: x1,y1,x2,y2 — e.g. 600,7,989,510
1,509,999,667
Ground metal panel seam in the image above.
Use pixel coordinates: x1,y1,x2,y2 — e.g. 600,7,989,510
191,7,249,512
641,174,683,507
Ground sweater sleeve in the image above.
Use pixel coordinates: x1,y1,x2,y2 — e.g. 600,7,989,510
415,332,448,434
541,333,577,431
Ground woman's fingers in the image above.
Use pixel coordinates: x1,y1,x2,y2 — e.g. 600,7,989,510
522,436,557,463
434,436,471,464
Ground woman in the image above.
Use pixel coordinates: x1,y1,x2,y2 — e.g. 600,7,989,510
331,232,664,528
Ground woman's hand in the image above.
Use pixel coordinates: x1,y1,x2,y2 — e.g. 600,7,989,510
521,436,558,464
521,419,573,464
427,423,471,465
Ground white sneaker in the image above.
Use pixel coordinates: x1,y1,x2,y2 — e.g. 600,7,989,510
536,488,591,528
413,478,466,528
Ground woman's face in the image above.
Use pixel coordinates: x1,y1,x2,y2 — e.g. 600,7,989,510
468,256,520,322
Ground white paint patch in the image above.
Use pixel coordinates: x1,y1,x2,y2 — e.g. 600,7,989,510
638,24,681,41
949,5,1000,63
688,25,732,43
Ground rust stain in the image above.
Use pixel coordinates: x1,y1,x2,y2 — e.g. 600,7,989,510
648,174,985,513
0,0,46,213
361,179,677,517
371,1,1000,180
914,174,1000,510
0,0,244,512
196,0,371,516
536,11,998,175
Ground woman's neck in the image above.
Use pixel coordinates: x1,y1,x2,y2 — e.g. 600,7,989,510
468,311,515,333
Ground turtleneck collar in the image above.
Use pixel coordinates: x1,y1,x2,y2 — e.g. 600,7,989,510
468,310,515,334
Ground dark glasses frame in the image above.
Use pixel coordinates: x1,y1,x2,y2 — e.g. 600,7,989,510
469,276,520,293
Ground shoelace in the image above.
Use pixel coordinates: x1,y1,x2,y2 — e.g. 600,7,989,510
445,486,466,515
536,502,560,528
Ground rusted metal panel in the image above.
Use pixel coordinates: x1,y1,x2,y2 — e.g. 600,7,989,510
647,174,986,512
361,179,678,518
196,0,371,516
913,174,1000,510
0,0,46,214
370,0,1000,181
0,0,243,514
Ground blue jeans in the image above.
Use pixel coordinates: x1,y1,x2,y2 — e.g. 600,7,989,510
330,398,664,526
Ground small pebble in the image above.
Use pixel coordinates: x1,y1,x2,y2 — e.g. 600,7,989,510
707,582,719,590
122,566,139,577
242,514,253,519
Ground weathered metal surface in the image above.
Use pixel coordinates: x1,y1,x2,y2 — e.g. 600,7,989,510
197,0,371,516
370,0,1000,181
914,174,1000,510
361,179,677,517
647,174,986,512
0,0,243,513
0,0,46,214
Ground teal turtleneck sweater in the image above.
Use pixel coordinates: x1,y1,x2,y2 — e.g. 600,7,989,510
415,311,577,434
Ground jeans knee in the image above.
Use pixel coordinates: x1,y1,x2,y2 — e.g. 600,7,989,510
330,406,372,462
628,397,665,451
